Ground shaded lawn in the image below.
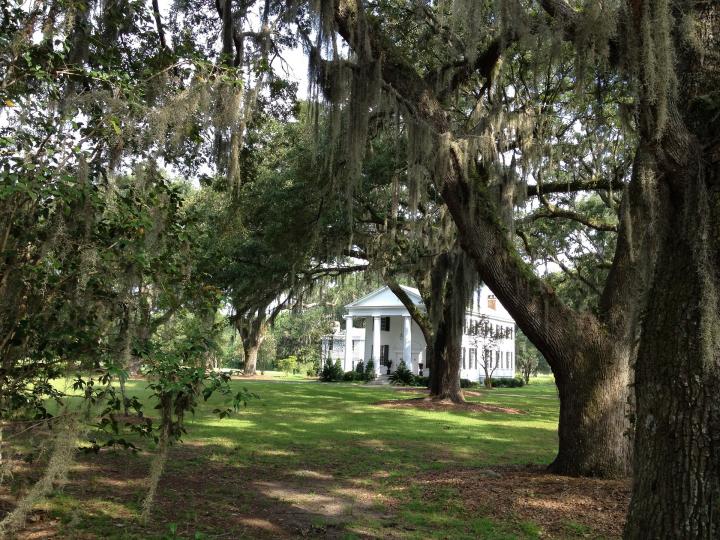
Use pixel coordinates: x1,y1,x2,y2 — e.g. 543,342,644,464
0,376,627,539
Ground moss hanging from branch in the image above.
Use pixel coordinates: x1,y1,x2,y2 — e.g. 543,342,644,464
620,0,677,137
0,413,83,537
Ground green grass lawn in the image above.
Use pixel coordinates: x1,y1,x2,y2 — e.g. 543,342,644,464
2,376,624,540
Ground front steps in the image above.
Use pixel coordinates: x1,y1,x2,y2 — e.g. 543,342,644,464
366,374,391,385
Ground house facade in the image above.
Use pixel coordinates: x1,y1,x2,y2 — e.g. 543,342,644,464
320,285,516,381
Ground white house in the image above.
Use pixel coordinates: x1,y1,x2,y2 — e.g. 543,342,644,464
320,285,516,381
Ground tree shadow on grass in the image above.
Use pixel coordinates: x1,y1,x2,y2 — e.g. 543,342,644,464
2,379,562,538
17,443,398,539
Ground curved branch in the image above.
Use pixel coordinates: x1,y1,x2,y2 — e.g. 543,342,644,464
523,206,619,232
526,177,627,197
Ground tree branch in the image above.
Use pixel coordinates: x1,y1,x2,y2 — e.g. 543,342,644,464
526,177,627,197
302,264,368,278
386,279,432,340
551,254,602,297
523,206,619,232
331,0,595,376
151,0,169,52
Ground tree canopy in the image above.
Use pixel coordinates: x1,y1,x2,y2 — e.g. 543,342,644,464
2,0,719,537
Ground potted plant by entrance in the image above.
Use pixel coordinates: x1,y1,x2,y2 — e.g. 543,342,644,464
384,358,392,375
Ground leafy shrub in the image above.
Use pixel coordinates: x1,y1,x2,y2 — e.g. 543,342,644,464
364,360,376,381
355,361,365,374
389,361,414,385
412,375,429,387
460,378,480,389
490,377,525,388
319,359,344,382
343,371,360,382
277,355,298,375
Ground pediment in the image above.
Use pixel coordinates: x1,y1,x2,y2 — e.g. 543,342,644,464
345,285,423,309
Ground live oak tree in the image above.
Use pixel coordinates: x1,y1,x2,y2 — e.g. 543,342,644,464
325,127,480,402
296,0,642,479
296,0,719,533
194,115,368,375
388,246,478,402
613,1,720,537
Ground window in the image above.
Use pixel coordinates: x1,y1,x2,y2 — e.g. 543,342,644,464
381,317,390,331
380,344,390,363
469,348,477,369
488,295,497,310
462,347,466,369
495,350,500,368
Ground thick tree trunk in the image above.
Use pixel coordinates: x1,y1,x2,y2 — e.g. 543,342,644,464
551,346,632,477
237,312,266,376
387,264,466,404
443,177,632,478
442,178,634,477
429,335,463,403
624,3,720,535
625,161,720,538
243,342,260,376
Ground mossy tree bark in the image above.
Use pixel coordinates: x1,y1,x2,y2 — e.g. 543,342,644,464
624,2,720,536
625,160,720,538
236,310,267,376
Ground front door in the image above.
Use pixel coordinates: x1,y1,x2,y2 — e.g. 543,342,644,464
380,345,390,372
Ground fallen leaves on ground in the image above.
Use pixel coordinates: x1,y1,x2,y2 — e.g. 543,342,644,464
416,465,630,538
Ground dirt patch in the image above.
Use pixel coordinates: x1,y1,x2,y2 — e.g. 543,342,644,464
392,387,429,394
391,387,499,398
109,414,154,426
373,397,524,414
417,465,630,538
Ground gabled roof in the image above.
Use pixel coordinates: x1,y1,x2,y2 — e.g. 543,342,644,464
345,285,423,309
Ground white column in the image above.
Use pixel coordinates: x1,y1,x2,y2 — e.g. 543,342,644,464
373,315,381,375
403,315,412,372
344,316,353,371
